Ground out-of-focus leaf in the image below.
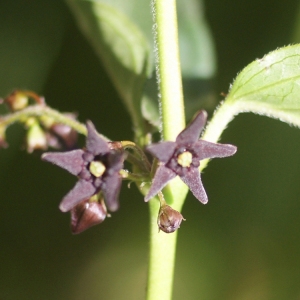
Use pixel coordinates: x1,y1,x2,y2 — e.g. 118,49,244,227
177,0,216,79
66,0,216,132
141,0,217,128
226,45,300,127
65,0,151,141
293,9,300,42
86,0,216,78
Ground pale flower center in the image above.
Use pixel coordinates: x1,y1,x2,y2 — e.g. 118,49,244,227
89,161,106,177
177,151,193,167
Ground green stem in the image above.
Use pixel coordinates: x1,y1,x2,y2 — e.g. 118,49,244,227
119,169,149,182
147,199,179,300
0,105,88,136
200,101,239,171
147,1,187,300
121,141,151,172
154,0,185,140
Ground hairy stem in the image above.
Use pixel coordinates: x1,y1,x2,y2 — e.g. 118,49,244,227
0,105,88,136
147,1,187,300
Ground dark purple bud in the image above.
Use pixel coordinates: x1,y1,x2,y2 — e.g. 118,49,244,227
49,116,78,149
71,197,107,234
157,205,185,233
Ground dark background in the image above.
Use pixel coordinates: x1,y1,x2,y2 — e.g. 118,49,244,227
1,0,300,299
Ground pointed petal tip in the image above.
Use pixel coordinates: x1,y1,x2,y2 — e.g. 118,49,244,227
59,203,68,213
144,194,152,202
224,144,238,157
197,110,207,120
41,151,56,161
232,145,238,154
176,110,208,145
41,150,84,175
107,201,119,212
200,198,208,205
58,180,96,212
86,120,95,132
86,120,109,155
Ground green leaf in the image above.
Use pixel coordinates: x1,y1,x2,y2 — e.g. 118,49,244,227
65,0,152,142
226,44,300,127
66,0,216,133
177,0,216,79
89,0,216,78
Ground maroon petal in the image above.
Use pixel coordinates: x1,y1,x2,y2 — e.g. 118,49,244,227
194,140,237,160
180,167,208,204
59,180,96,212
106,151,125,174
71,200,106,234
86,121,109,155
176,110,207,145
146,141,177,162
144,164,177,202
102,174,122,212
41,149,85,175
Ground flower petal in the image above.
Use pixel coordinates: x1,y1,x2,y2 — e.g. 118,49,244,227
86,121,109,155
59,179,96,212
41,149,84,175
176,110,207,145
194,140,237,160
180,167,208,204
106,151,125,175
144,164,177,202
102,174,122,212
146,141,177,162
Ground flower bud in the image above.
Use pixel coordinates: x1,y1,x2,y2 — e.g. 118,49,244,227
157,205,185,233
70,198,107,234
26,119,47,153
41,113,78,150
0,125,8,148
4,90,29,111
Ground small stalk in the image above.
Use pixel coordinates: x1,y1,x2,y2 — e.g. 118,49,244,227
0,105,88,136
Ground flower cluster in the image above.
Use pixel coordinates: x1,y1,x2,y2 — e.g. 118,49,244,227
0,90,78,151
40,110,236,234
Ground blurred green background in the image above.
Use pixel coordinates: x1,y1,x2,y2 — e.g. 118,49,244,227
1,0,300,299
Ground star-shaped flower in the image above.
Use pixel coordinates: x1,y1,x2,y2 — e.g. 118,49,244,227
42,121,124,212
145,110,237,204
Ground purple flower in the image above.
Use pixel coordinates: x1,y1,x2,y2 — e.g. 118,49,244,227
42,121,124,212
145,110,237,204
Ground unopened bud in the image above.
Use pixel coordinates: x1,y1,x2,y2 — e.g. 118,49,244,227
41,113,78,149
157,205,185,233
0,125,8,148
4,90,29,111
71,198,107,234
26,120,47,152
